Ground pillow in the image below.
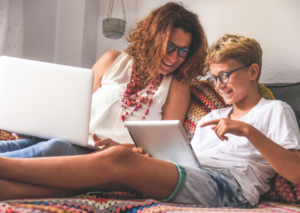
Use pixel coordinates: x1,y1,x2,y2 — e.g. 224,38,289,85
183,81,275,141
0,130,14,141
262,174,300,203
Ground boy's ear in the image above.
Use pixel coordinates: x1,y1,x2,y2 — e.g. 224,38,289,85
249,63,259,81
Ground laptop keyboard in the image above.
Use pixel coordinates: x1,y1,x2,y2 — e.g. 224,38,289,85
86,144,99,150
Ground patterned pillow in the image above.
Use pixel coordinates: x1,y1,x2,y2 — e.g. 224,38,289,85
262,174,300,203
183,80,275,141
0,130,14,141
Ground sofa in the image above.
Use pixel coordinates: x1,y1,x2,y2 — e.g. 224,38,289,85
0,81,300,213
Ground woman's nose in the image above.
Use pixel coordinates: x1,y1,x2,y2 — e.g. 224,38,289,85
167,49,179,62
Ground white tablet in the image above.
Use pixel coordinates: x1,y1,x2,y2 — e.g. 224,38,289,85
125,120,201,168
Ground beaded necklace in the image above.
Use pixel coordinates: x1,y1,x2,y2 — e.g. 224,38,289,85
120,66,164,126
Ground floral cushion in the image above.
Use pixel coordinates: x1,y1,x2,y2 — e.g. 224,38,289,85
0,130,14,141
262,174,300,203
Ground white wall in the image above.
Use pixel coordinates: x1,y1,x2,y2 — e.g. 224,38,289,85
21,0,300,83
96,0,137,59
0,0,23,57
97,0,300,83
23,0,99,68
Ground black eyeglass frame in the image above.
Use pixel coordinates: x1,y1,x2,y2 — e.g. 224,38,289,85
166,43,192,58
207,63,252,87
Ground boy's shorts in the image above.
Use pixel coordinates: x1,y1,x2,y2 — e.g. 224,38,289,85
162,162,252,208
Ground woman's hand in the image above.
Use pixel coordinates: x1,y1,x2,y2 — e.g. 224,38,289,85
92,133,149,156
200,118,251,141
93,134,133,150
93,134,120,149
12,133,34,140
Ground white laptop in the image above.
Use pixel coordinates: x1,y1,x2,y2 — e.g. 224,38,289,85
0,56,98,149
125,120,202,168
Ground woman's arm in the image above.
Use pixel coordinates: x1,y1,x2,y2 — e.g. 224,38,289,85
162,78,191,124
92,51,121,93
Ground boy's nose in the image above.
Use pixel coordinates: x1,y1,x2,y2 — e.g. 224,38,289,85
216,78,225,89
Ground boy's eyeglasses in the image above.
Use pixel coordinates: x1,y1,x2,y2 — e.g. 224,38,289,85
207,63,252,87
166,43,192,58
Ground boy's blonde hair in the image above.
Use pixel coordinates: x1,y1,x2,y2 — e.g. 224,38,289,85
205,34,263,82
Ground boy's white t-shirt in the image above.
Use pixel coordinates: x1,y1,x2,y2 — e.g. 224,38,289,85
191,98,300,206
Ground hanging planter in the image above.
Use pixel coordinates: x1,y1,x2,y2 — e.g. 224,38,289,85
102,0,126,39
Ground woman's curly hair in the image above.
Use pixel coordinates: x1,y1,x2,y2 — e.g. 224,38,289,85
124,2,208,84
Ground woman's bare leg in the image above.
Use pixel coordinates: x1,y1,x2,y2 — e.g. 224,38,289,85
0,146,179,200
0,179,85,200
0,180,134,200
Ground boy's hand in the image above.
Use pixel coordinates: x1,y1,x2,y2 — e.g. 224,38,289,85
201,118,250,141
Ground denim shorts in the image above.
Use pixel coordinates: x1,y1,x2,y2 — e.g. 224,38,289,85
162,162,252,208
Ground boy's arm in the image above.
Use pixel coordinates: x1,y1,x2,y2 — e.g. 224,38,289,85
202,118,300,185
246,126,300,184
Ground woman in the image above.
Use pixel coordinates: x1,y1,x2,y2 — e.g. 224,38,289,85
0,2,208,158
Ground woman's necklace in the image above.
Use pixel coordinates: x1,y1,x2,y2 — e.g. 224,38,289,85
120,66,164,126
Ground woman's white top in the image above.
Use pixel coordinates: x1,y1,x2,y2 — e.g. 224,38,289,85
88,52,173,144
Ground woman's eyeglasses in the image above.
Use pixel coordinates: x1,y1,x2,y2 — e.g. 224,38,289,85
207,63,252,87
166,43,192,58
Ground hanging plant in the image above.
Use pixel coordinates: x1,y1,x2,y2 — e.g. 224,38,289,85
102,0,126,39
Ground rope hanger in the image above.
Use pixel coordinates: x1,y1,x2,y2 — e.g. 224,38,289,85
107,0,126,22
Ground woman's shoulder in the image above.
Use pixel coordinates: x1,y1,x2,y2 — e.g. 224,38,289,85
167,78,190,100
170,78,189,89
97,51,122,65
92,51,122,74
92,51,123,92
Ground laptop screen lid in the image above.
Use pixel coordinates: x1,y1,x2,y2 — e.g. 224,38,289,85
0,56,94,147
125,120,202,168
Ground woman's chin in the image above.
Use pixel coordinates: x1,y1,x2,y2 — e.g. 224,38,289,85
159,68,174,75
159,63,175,75
160,71,169,75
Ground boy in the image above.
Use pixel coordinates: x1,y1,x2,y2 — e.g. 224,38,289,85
190,34,300,206
1,34,300,208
